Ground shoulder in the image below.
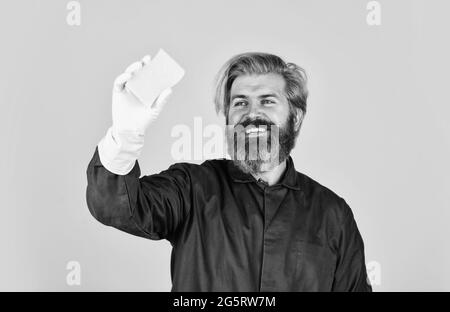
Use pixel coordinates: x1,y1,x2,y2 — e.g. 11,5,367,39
165,158,228,173
162,158,229,182
298,172,362,251
297,171,353,225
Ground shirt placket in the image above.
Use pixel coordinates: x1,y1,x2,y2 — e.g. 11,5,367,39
258,184,286,292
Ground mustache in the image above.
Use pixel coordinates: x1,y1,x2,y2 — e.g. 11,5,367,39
236,117,275,129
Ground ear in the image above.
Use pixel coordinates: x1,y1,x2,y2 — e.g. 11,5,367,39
293,108,304,132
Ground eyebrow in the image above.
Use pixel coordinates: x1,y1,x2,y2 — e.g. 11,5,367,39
230,93,280,101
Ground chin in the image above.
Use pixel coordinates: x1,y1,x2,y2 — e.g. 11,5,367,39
231,150,284,175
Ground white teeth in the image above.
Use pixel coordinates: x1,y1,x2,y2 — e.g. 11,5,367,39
245,127,267,134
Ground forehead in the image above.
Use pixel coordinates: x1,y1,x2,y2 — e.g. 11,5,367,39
230,73,286,96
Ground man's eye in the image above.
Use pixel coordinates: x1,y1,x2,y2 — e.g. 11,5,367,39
262,99,275,104
234,101,247,107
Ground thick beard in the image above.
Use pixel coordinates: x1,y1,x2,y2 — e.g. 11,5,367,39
226,113,298,176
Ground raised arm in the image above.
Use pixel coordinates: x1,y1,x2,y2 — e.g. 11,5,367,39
86,54,188,242
86,147,192,242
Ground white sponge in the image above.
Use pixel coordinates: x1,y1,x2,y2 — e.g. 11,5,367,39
125,49,185,107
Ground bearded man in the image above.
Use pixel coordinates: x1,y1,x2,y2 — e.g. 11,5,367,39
86,52,372,292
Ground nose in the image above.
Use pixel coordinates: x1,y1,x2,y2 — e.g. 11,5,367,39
246,101,261,119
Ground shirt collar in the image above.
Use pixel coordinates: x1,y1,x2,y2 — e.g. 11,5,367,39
226,156,302,190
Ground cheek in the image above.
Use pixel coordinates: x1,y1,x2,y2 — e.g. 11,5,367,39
265,111,286,126
227,111,242,125
270,105,290,125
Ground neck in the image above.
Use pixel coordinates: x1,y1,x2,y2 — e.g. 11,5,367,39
251,159,287,186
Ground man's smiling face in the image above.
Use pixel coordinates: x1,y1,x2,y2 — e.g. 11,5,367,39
227,73,290,128
225,73,299,175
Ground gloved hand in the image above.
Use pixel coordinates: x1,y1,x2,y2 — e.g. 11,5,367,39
112,55,173,135
98,55,173,175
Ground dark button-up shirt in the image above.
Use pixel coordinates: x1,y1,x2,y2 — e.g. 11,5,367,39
86,147,372,292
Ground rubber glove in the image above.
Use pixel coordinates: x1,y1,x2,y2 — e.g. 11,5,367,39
98,55,173,175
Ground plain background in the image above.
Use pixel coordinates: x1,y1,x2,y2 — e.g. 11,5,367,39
1,0,449,291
